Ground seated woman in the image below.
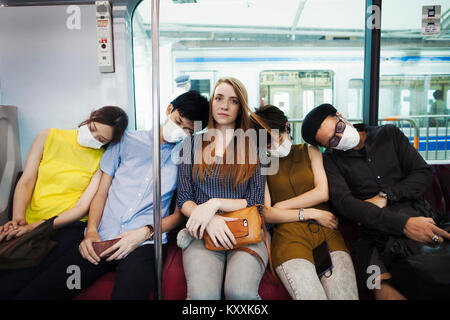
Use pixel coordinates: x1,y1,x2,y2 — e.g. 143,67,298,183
0,106,128,299
252,105,358,300
177,77,267,300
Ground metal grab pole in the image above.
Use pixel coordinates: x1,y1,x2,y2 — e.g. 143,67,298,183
151,0,162,300
363,0,381,126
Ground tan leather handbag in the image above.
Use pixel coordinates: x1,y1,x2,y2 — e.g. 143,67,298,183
203,205,277,283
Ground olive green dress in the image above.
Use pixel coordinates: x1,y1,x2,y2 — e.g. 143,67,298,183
267,143,348,268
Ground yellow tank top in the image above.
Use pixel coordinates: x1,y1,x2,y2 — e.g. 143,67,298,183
26,128,104,224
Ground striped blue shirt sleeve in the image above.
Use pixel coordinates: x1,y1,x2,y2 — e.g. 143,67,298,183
244,164,266,208
100,139,122,177
176,140,195,210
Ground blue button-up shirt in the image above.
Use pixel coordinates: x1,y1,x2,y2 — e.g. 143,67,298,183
97,130,177,245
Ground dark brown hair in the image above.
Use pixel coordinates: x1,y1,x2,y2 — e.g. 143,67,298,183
79,106,128,146
252,104,290,145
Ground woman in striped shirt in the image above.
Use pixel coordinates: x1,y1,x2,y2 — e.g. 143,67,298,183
176,77,267,300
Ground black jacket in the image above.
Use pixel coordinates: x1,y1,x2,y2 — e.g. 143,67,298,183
323,124,433,237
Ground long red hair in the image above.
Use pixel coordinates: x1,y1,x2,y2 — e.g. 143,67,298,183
192,77,270,188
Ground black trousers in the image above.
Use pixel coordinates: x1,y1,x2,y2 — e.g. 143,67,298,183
0,220,86,299
352,228,391,300
15,242,167,300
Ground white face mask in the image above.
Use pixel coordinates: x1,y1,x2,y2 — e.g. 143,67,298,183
334,125,360,151
77,124,104,149
269,136,292,158
163,116,188,143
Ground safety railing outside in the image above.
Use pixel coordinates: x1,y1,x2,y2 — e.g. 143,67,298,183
288,115,449,161
401,115,449,161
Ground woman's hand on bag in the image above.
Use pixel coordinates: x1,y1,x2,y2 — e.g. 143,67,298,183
186,199,220,239
205,215,238,250
79,230,102,265
0,227,15,242
8,220,44,240
0,220,42,242
102,227,148,262
309,209,338,229
0,218,27,234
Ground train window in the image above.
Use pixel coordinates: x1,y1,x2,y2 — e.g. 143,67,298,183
259,70,336,142
273,91,291,115
259,70,334,118
132,2,153,130
184,71,217,101
379,87,394,118
380,0,450,160
303,90,315,115
132,0,366,133
448,90,450,109
378,75,450,118
347,79,363,120
190,80,210,98
323,89,333,105
400,89,411,116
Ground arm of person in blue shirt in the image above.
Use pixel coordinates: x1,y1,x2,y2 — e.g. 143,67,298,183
78,141,121,264
78,171,112,264
101,206,186,262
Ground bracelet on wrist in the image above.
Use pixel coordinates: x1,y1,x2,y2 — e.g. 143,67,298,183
298,208,305,222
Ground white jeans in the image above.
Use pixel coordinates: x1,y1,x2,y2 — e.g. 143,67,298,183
276,250,359,300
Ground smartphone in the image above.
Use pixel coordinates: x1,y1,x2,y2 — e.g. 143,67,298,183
313,241,333,278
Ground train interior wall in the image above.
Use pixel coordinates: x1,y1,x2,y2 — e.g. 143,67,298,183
0,4,136,169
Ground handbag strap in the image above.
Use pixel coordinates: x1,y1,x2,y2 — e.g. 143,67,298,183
233,204,278,285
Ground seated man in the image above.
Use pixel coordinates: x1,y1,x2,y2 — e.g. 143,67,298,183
15,91,210,300
301,103,450,300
